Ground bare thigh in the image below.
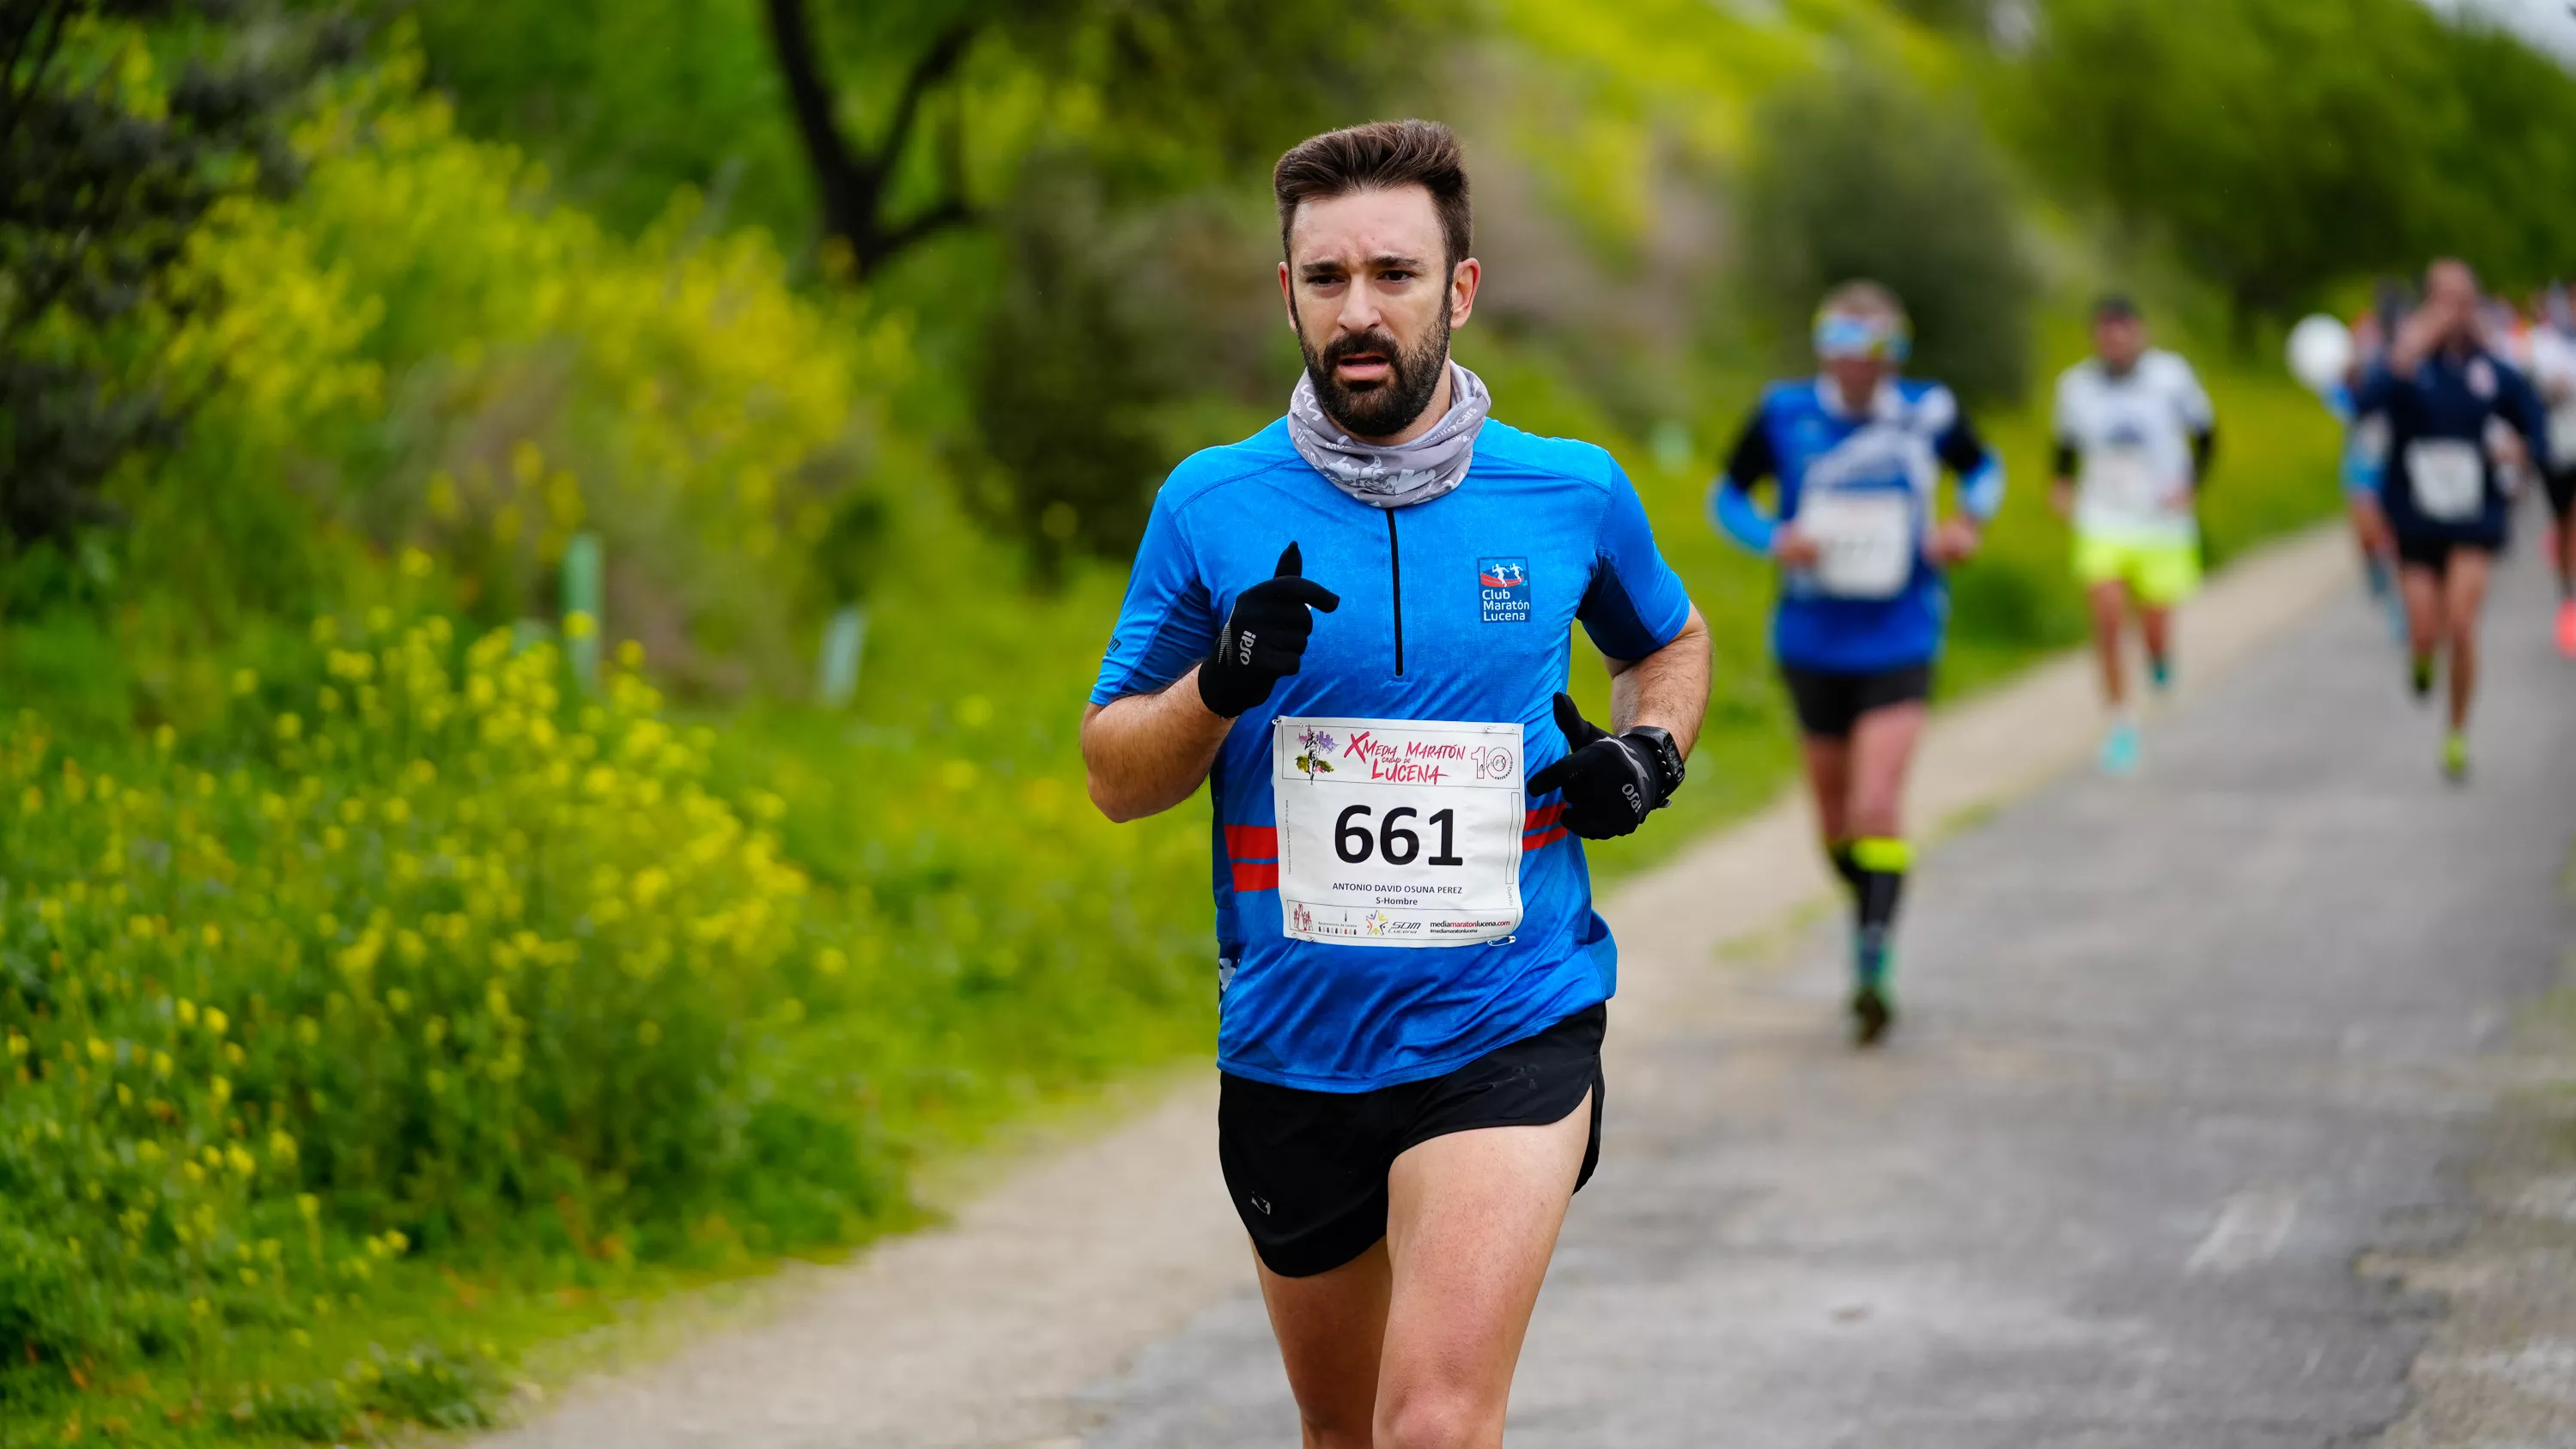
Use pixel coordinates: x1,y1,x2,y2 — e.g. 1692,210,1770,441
1844,700,1927,840
1800,734,1853,844
1372,1094,1595,1449
1257,1241,1392,1448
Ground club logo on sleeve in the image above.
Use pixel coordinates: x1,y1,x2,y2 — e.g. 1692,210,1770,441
1477,557,1531,623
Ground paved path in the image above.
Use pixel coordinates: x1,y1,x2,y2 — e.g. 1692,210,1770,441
1077,551,2576,1445
469,526,2573,1447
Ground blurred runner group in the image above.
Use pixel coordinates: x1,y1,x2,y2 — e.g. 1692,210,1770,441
2291,265,2572,782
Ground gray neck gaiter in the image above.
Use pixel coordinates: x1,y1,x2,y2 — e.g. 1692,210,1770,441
1285,361,1492,509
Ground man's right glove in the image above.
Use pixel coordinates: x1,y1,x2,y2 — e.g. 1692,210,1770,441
1198,543,1341,719
1525,693,1682,840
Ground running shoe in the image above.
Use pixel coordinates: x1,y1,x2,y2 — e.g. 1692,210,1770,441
2556,597,2576,659
2442,731,2470,785
2097,720,2142,777
1850,981,1893,1047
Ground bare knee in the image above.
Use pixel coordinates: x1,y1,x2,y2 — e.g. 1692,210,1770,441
1377,1385,1498,1449
1300,1413,1375,1449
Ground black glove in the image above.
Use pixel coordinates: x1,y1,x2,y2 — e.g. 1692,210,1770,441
1525,693,1680,840
1198,543,1341,719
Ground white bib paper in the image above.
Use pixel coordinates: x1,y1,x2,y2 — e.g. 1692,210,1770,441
2549,406,2576,471
1798,490,1914,600
2086,446,2172,522
1273,717,1525,949
2405,439,2485,522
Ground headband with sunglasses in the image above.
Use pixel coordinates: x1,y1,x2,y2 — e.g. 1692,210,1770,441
1812,309,1911,363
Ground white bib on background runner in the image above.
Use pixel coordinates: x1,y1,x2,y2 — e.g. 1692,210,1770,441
2405,439,2485,522
1798,490,1914,600
2086,444,2170,519
2550,405,2576,470
1273,717,1524,948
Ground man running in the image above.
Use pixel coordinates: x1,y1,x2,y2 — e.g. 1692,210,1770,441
1710,281,2002,1045
2339,283,2409,639
2354,258,2553,782
2049,294,2216,775
1084,120,1710,1448
2526,283,2576,655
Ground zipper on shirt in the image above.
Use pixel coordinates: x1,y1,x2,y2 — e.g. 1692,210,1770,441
1385,508,1406,676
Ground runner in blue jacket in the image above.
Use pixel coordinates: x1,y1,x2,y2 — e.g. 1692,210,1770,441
1084,120,1710,1447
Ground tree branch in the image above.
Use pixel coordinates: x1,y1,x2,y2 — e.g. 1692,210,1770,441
762,0,869,246
761,0,981,279
865,20,975,192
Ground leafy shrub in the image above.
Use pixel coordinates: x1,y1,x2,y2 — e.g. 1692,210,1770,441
0,2,354,552
0,605,890,1415
1735,63,2036,405
137,43,911,692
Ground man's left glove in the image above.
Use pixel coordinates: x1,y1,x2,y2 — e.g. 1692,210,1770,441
1525,693,1685,840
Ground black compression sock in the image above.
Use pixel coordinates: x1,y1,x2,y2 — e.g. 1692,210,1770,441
1852,837,1910,984
1828,840,1863,895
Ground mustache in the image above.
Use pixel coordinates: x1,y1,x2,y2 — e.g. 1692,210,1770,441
1321,330,1403,370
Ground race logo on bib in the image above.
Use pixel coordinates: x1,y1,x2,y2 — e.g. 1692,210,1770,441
1274,717,1526,949
1478,557,1531,623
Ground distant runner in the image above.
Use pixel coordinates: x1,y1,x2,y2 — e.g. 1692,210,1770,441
2049,295,2216,775
2526,283,2576,655
1710,281,2003,1045
2355,258,2553,782
2342,284,2410,638
1084,120,1710,1446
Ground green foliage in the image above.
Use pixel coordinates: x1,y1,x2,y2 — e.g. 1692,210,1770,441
0,1,353,549
1736,64,2036,405
113,50,907,693
2015,0,2576,329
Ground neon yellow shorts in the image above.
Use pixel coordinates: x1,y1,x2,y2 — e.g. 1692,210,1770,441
2074,532,2202,608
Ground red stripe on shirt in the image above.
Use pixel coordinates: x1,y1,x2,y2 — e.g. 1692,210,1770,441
1522,802,1563,832
1230,861,1279,893
1523,826,1568,852
1224,824,1279,862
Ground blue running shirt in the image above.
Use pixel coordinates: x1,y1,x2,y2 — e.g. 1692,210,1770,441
1091,417,1696,1092
2352,349,2550,548
1710,377,2003,674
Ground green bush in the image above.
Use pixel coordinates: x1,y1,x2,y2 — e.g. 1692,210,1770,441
0,609,887,1423
1735,64,2037,406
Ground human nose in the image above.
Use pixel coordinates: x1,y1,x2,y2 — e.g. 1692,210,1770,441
1334,276,1385,336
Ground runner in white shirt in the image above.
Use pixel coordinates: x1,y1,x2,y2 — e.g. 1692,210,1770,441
2049,295,2215,776
2526,284,2576,657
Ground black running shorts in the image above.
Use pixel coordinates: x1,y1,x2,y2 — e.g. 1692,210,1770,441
2393,530,2497,578
1217,1003,1606,1279
1779,661,1934,740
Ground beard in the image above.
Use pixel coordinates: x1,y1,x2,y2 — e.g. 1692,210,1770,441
1297,313,1453,440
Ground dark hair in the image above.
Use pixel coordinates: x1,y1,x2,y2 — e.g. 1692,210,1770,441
2092,293,2141,321
1273,119,1472,275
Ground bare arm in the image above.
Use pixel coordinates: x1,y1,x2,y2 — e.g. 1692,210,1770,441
1080,669,1235,823
1605,605,1710,756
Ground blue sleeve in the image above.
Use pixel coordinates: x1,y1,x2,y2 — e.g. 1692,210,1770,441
2324,382,2356,427
2351,364,2397,417
1578,464,1697,662
1710,403,1779,554
1711,482,1776,553
1089,488,1218,706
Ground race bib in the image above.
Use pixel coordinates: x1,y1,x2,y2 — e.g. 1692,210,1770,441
2549,406,2576,470
1797,490,1914,600
2086,446,2174,521
2405,439,2486,522
1273,717,1525,949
